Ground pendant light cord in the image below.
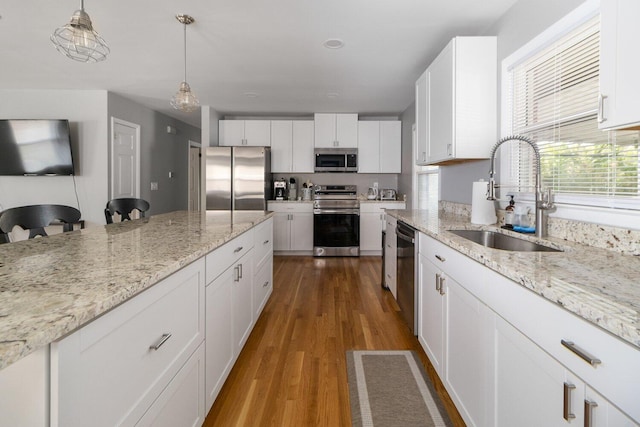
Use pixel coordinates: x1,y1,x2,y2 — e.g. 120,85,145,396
183,23,188,82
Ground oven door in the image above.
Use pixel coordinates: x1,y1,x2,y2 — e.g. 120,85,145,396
313,210,360,256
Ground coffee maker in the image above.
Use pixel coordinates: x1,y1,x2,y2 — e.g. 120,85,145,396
274,178,287,200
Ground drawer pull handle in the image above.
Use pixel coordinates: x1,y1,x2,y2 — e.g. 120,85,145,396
563,382,576,421
584,399,598,427
263,281,269,288
149,333,172,351
234,246,244,253
263,239,270,245
435,254,445,262
561,340,601,366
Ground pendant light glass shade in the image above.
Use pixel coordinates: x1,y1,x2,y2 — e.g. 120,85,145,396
171,14,199,113
50,0,109,63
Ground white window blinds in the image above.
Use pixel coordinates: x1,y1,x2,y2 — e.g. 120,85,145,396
506,15,640,205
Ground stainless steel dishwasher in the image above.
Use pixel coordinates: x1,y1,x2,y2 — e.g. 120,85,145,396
396,221,417,335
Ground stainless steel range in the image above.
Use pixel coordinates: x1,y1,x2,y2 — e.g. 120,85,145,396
313,185,360,257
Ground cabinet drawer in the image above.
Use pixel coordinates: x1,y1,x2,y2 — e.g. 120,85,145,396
486,268,640,422
254,218,273,271
267,201,313,213
253,256,273,319
51,259,205,427
419,232,486,301
206,229,254,284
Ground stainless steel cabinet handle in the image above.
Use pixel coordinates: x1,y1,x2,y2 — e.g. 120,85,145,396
584,399,598,427
439,276,446,296
597,94,607,124
561,340,602,366
263,280,269,288
435,273,441,292
563,382,576,421
234,265,240,282
435,254,445,262
263,239,270,245
234,246,244,253
238,263,243,279
149,333,172,351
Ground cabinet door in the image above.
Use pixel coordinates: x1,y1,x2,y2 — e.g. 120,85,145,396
418,254,444,374
415,70,429,165
244,120,271,146
493,314,570,427
336,113,358,147
380,121,401,173
600,0,640,130
428,40,454,163
443,275,490,427
357,121,380,172
219,120,245,146
585,386,639,427
271,120,293,172
290,212,314,251
272,212,291,251
292,120,315,173
314,113,336,147
205,265,234,411
384,217,397,298
360,211,383,252
253,257,273,320
232,251,254,355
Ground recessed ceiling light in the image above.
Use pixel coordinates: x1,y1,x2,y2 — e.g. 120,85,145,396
244,91,259,98
323,39,345,49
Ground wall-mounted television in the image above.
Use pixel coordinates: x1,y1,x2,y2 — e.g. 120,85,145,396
0,119,75,176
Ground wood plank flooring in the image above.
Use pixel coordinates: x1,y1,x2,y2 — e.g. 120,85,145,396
204,256,465,426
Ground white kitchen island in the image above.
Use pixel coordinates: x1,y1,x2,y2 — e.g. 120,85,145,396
0,210,273,427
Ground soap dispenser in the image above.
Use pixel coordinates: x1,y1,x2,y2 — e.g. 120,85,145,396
504,196,515,229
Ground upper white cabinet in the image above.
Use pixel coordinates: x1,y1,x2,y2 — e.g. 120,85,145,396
358,121,401,173
599,0,640,130
314,113,358,148
219,120,271,146
270,120,314,173
415,37,496,165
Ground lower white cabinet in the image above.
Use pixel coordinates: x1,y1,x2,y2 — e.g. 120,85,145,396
232,250,254,355
253,257,273,320
384,215,397,298
50,258,206,427
417,229,640,426
268,202,313,253
360,202,405,255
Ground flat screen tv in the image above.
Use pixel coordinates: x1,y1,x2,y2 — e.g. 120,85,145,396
0,119,74,176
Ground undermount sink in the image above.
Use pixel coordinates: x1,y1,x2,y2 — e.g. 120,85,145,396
448,229,563,252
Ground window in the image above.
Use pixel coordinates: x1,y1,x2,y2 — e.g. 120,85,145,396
503,14,640,211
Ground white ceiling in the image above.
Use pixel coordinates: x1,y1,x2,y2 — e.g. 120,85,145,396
0,0,518,128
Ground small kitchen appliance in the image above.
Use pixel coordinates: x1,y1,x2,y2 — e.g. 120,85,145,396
380,189,397,201
274,179,287,200
367,187,378,200
288,177,297,201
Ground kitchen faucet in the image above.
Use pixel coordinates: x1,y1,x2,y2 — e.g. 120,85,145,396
487,135,554,238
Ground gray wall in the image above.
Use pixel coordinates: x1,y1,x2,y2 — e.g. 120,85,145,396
107,93,201,215
437,0,586,205
399,102,416,208
0,90,109,226
282,173,398,200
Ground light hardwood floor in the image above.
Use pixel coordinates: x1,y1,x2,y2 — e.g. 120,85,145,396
204,256,465,426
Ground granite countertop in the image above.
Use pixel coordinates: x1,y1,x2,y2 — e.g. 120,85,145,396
0,210,274,371
388,209,640,350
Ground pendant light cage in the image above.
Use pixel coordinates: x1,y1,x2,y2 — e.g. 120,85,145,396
50,0,110,63
171,14,200,113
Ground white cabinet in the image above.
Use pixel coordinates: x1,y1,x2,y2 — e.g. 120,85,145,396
0,346,49,427
219,120,271,146
268,202,313,253
415,37,496,165
358,121,401,173
50,258,206,427
359,202,405,254
314,113,358,148
599,0,640,130
232,251,254,355
384,215,397,298
271,120,314,173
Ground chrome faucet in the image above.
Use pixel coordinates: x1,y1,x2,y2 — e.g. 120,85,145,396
487,135,554,238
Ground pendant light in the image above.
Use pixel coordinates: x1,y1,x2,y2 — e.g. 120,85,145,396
170,14,200,113
50,0,110,63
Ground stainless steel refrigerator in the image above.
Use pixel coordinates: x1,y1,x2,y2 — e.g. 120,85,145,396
206,146,272,210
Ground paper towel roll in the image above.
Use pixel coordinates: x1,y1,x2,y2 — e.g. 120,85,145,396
471,179,497,225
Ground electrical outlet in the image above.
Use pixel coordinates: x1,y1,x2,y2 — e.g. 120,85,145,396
151,182,158,191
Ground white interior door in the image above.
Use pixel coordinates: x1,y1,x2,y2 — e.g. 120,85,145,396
111,118,140,200
188,144,201,211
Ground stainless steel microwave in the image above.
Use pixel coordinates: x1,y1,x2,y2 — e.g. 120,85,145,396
314,148,358,173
